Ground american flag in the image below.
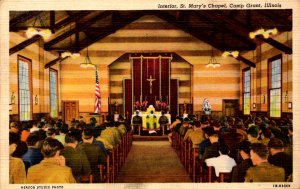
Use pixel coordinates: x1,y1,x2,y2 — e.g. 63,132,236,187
94,68,101,114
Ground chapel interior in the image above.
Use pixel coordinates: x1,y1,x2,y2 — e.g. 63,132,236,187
6,10,293,184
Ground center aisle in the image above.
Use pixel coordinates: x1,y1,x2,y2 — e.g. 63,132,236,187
116,141,192,183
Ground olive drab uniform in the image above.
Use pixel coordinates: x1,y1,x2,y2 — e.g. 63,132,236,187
244,162,285,182
27,159,76,183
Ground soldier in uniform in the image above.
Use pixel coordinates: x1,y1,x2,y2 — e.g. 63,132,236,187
77,129,107,183
188,121,205,148
27,138,76,183
132,110,142,134
244,143,285,182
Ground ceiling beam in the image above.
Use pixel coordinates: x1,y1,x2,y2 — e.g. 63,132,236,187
257,10,292,31
154,11,226,51
10,11,43,29
258,36,292,54
52,11,91,31
44,57,68,69
9,35,41,55
204,10,292,54
237,56,256,68
50,11,55,33
10,11,92,32
155,11,255,51
195,11,256,50
77,12,145,52
44,11,113,50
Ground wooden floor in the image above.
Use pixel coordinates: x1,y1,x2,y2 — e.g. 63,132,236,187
115,141,192,183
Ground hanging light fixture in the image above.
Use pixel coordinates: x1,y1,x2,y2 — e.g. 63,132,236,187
249,28,278,39
206,48,220,68
61,24,80,59
80,47,96,68
26,15,52,40
222,51,239,58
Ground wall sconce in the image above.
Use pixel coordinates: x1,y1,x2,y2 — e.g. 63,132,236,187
262,94,266,104
288,102,292,109
34,95,39,105
253,103,256,109
284,91,288,103
10,92,15,105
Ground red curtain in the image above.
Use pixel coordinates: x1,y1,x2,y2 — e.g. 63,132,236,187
131,55,176,115
133,59,141,103
142,58,160,105
161,58,169,103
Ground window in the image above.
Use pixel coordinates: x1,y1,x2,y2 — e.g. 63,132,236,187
18,56,32,121
243,68,251,115
50,69,58,118
269,56,282,118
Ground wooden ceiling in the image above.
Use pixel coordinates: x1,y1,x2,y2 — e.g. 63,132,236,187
9,10,292,68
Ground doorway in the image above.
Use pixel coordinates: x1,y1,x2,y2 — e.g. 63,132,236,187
222,99,239,117
62,101,79,123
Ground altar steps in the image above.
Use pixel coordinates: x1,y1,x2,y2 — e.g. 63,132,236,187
133,135,168,141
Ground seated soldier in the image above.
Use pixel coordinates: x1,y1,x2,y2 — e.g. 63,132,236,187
179,117,190,136
22,133,43,171
55,125,68,145
244,143,285,182
231,140,253,182
101,123,118,148
60,132,91,182
268,138,292,181
205,144,236,177
132,110,142,134
202,133,220,164
188,120,205,148
168,116,182,144
27,137,75,183
159,110,169,125
9,132,26,184
247,126,260,143
95,123,114,150
77,128,107,183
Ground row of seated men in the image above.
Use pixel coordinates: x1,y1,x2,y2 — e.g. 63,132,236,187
170,115,293,182
9,117,132,184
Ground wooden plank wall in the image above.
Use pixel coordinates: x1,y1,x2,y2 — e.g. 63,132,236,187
240,31,292,114
9,32,58,120
60,15,240,115
9,15,293,120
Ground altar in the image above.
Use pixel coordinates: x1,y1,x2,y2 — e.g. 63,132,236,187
131,106,171,131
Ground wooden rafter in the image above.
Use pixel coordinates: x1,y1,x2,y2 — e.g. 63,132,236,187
10,11,43,30
204,10,292,54
44,57,68,69
237,56,256,68
44,11,113,50
196,11,256,50
46,12,145,52
9,35,41,55
257,10,292,31
10,11,92,31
